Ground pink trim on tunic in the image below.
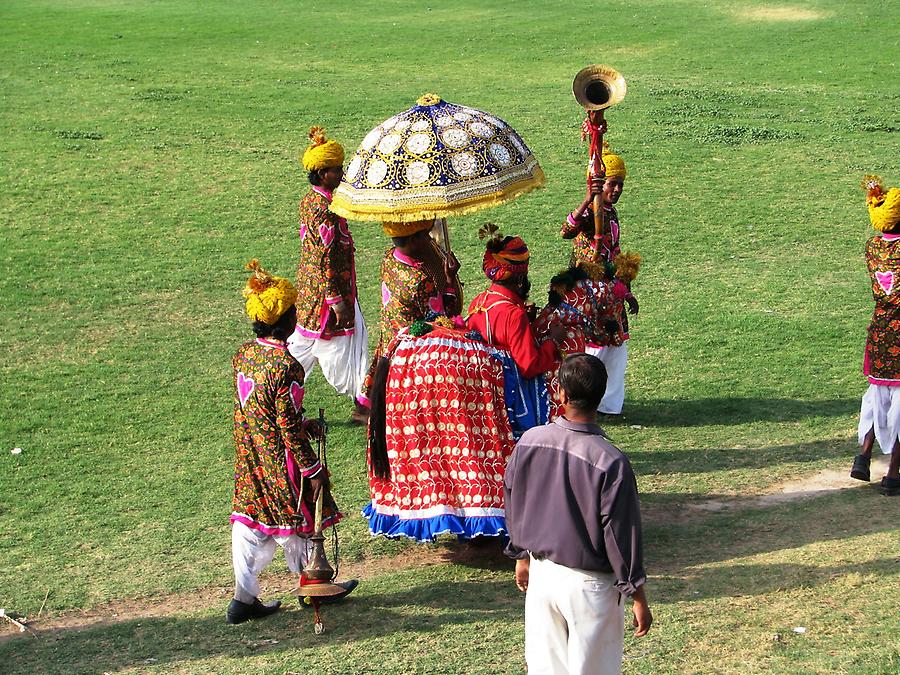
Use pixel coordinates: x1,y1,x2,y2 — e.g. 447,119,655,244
864,350,900,386
312,186,333,200
230,511,340,537
393,249,422,268
255,338,286,350
882,233,900,241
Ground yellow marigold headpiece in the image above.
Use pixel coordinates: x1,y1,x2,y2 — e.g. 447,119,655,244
382,219,433,238
863,175,900,233
301,126,345,172
242,259,298,325
602,141,626,181
614,251,641,284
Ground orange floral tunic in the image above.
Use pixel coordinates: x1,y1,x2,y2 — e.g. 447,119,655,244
231,338,338,535
294,187,357,339
864,234,900,385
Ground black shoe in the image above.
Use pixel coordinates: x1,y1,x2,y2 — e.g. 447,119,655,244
299,579,359,606
850,454,871,482
879,476,900,496
226,597,282,624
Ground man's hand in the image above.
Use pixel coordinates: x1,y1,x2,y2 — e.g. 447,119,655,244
548,323,568,344
443,251,461,285
626,295,639,315
587,176,604,200
515,557,530,592
302,418,324,439
631,586,652,637
308,471,330,500
331,300,352,329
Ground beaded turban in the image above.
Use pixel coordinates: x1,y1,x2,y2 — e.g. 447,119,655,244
243,259,298,325
864,175,900,233
302,126,345,172
603,145,626,181
483,236,530,281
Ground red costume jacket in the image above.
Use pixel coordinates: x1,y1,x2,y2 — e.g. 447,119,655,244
466,284,558,379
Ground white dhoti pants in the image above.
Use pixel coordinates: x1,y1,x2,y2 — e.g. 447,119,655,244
858,384,900,455
287,300,369,401
525,555,624,675
231,521,311,603
586,343,628,414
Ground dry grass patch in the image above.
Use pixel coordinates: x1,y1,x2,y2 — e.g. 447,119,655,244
731,5,833,22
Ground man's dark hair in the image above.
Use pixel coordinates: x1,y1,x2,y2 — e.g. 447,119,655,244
558,353,608,411
251,306,297,341
308,169,323,186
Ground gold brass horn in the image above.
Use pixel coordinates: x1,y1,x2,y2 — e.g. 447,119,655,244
572,64,627,111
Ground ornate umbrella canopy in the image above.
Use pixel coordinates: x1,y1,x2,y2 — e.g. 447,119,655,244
330,94,545,223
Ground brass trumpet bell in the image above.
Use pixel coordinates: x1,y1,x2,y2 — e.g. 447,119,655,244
572,64,627,111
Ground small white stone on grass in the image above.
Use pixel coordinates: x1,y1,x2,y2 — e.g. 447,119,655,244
11,448,22,455
792,626,807,634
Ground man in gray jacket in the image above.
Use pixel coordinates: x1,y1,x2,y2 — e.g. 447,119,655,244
504,353,652,674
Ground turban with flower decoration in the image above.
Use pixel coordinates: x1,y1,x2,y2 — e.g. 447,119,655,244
302,126,345,172
863,175,900,234
243,259,298,325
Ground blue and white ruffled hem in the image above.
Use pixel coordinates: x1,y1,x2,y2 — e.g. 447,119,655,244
362,502,507,543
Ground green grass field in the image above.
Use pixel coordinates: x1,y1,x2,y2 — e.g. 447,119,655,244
1,1,898,672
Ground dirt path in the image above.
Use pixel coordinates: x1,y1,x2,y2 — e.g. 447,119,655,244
3,457,893,641
648,455,892,522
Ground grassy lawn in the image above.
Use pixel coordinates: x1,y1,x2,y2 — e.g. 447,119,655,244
1,0,898,672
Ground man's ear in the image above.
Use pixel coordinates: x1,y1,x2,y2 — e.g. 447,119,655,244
558,387,569,406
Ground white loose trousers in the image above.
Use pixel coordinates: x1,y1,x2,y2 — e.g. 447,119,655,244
586,343,628,415
231,521,311,604
858,384,900,454
525,555,624,675
287,300,369,400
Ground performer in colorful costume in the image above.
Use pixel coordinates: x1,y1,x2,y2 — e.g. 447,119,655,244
229,260,354,624
467,229,566,434
561,143,627,271
362,234,561,542
288,127,370,423
851,176,900,496
534,253,641,418
561,145,639,415
357,220,462,410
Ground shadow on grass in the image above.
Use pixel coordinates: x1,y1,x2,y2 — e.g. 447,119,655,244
656,555,899,602
645,485,898,573
0,579,519,675
624,397,856,427
629,437,855,476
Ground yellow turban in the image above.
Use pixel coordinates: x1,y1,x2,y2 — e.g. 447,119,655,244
867,185,900,234
242,259,298,325
301,126,345,172
382,219,434,238
602,143,626,181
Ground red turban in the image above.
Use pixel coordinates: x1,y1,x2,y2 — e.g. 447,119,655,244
482,236,530,281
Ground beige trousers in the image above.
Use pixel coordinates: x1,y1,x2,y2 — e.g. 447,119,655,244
525,555,624,675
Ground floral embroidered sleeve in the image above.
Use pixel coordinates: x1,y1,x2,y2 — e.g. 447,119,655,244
312,202,353,306
561,210,590,239
275,359,321,477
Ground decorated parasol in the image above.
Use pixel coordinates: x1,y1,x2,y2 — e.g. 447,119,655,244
330,93,545,229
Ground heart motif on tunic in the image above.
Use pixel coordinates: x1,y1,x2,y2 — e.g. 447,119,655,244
289,380,304,413
876,270,894,295
237,372,255,407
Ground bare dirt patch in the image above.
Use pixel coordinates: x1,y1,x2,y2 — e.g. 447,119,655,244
647,456,892,523
732,6,831,22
